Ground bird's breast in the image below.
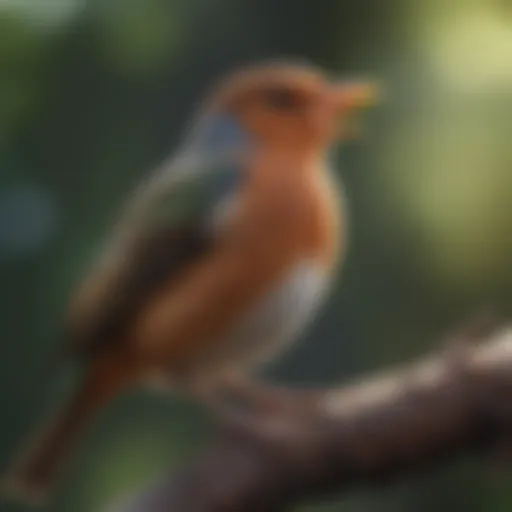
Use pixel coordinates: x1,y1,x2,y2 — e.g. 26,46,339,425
237,160,344,272
181,163,345,373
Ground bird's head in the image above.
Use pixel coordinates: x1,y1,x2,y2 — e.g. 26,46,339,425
191,62,378,156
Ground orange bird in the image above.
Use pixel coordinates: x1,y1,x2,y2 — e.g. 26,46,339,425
2,62,376,503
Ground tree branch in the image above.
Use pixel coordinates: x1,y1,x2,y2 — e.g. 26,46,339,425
114,323,512,512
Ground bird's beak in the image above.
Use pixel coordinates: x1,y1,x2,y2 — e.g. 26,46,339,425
330,81,380,139
331,81,380,112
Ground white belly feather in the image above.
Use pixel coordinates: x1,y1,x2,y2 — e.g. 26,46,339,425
203,260,331,375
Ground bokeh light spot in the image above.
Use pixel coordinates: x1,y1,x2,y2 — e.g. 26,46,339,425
0,184,57,258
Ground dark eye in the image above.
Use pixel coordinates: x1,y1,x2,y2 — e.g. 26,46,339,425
263,87,298,111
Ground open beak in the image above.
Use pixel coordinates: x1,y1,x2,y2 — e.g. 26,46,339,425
330,81,380,139
332,81,380,112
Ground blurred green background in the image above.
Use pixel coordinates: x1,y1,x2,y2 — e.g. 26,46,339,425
1,0,512,510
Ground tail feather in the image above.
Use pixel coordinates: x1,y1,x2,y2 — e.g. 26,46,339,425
2,354,133,504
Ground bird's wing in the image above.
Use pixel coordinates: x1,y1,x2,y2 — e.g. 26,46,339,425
64,153,243,358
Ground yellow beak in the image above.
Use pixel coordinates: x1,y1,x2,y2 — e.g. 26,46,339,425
330,81,380,140
332,81,380,111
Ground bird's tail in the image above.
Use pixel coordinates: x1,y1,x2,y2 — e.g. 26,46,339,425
1,353,134,505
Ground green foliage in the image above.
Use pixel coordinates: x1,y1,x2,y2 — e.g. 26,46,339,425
92,0,181,75
0,12,52,136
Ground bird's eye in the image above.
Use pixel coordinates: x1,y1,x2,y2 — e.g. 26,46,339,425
262,87,298,111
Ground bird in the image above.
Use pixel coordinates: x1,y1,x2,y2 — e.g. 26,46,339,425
2,61,377,504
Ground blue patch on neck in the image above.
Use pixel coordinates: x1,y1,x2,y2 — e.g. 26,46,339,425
190,114,250,155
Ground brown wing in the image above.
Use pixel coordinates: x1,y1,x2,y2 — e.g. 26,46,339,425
61,149,244,360
63,216,212,359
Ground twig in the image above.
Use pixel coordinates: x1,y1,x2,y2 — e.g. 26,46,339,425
114,324,512,512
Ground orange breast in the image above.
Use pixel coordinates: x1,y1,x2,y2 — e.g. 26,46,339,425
240,153,343,267
131,153,344,377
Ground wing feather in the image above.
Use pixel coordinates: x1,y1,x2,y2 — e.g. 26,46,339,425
64,155,241,358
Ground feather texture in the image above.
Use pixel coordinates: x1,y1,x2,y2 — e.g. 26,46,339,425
65,116,251,358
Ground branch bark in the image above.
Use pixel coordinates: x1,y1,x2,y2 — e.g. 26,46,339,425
114,323,512,512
